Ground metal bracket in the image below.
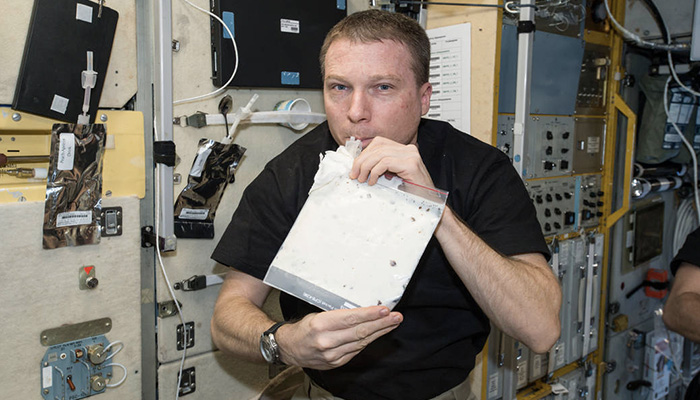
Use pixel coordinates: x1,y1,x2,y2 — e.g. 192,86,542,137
176,322,195,351
157,300,181,318
141,226,157,248
178,367,196,396
185,112,207,128
40,318,112,346
101,207,122,237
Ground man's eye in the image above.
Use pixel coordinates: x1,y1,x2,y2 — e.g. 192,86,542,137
378,84,392,90
333,84,348,91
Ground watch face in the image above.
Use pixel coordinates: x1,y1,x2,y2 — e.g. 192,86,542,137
260,334,276,363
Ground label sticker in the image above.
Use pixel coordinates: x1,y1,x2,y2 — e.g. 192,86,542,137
488,373,499,398
281,71,300,85
42,366,53,388
179,208,209,221
222,11,235,39
56,211,92,228
50,95,70,114
76,3,93,23
56,211,92,227
587,136,600,153
189,148,212,178
551,383,569,394
58,133,75,171
280,19,300,34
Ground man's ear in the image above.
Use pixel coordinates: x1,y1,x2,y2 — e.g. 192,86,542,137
419,82,432,116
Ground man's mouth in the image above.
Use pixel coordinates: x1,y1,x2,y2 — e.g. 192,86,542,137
357,137,374,149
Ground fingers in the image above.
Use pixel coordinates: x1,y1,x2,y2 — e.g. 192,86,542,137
316,323,403,370
305,308,403,370
349,137,433,188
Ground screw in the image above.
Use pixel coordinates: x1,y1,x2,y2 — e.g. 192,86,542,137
105,190,112,197
12,113,21,121
100,114,108,122
43,389,49,394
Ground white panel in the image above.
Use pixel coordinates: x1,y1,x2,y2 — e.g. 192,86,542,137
158,351,274,400
0,197,142,399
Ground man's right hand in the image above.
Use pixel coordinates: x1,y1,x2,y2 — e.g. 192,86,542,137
277,306,403,370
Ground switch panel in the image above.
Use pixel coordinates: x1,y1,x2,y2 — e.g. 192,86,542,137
497,115,576,179
496,114,515,162
41,335,114,399
526,116,575,179
577,174,604,229
526,177,577,237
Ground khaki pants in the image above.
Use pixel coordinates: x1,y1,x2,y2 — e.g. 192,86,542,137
290,374,478,400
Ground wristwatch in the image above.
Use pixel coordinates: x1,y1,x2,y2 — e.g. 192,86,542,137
260,321,288,365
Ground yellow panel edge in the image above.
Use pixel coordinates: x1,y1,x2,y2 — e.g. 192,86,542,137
0,107,145,203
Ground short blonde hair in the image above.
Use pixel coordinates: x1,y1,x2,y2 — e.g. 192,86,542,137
319,9,430,86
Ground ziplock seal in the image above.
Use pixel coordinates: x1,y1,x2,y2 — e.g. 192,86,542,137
43,123,107,249
174,139,246,238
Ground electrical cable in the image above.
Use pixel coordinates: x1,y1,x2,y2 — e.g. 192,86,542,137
639,0,669,46
105,362,128,388
104,340,124,361
173,0,239,105
154,119,189,400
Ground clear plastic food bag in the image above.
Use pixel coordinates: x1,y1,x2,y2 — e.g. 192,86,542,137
264,138,448,310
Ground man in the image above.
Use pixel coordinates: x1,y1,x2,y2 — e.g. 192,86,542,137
663,226,700,400
211,9,561,400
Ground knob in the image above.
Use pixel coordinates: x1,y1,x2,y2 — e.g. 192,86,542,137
555,208,562,215
545,208,551,217
562,131,570,139
546,131,553,140
85,276,99,289
546,146,553,155
555,193,562,201
546,194,553,202
90,375,107,392
88,344,107,365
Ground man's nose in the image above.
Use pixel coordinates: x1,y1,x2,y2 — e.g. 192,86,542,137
348,91,370,123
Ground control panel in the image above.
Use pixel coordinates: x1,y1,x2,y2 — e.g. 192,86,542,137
526,174,603,237
526,177,577,237
497,115,576,180
41,335,117,399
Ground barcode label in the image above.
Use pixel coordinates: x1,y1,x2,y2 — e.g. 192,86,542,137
56,211,92,227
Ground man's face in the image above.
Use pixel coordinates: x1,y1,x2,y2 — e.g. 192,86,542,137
323,38,432,148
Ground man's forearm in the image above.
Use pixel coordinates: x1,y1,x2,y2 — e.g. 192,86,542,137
664,292,700,343
211,271,276,363
434,207,561,353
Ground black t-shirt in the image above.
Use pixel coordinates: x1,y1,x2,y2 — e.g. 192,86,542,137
671,227,700,275
212,119,550,400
